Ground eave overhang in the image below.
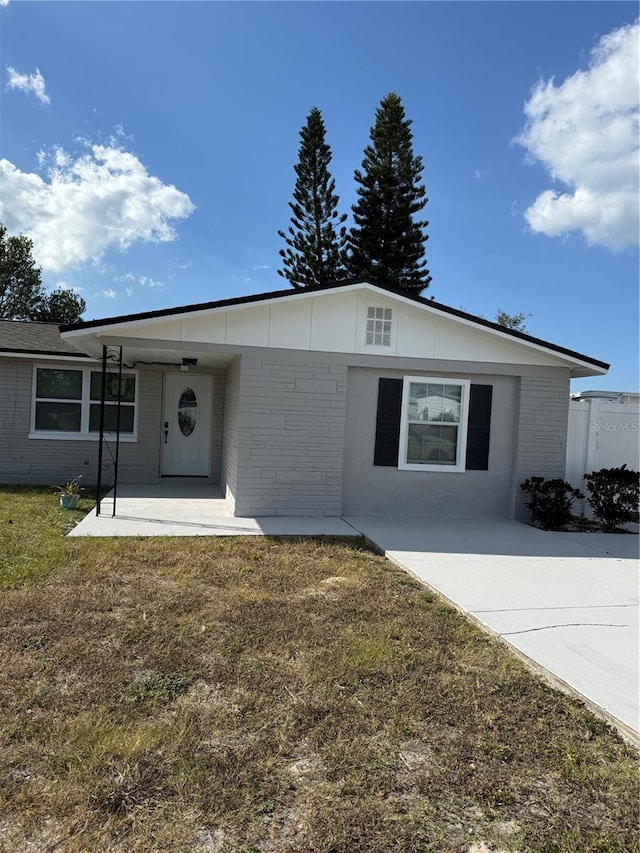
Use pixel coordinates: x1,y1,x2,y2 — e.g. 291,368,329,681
59,279,609,379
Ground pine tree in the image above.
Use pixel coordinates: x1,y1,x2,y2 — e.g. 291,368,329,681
278,107,348,288
348,93,431,295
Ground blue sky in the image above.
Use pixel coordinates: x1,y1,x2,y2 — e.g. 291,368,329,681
1,1,638,391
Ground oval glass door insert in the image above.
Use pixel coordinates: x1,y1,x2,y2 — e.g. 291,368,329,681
178,387,197,437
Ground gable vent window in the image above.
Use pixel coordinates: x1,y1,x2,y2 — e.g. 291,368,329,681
366,307,392,346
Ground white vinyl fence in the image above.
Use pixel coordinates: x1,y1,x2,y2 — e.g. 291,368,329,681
566,400,639,504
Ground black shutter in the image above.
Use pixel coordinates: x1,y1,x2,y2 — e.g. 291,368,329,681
465,384,492,470
374,378,402,466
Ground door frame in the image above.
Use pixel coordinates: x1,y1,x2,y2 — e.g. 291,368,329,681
161,372,212,476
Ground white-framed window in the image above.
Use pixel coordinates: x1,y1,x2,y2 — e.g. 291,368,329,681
398,376,470,472
365,306,392,347
30,365,138,441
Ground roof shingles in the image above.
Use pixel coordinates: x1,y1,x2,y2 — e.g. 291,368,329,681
0,319,90,358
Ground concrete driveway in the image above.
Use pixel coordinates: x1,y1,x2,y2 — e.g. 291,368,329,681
345,517,639,744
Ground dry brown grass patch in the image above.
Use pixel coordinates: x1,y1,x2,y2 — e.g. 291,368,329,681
0,488,638,852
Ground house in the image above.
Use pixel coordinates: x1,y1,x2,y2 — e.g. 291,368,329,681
0,279,609,519
571,389,640,405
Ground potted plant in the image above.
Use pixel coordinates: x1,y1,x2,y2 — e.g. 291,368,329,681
55,475,83,509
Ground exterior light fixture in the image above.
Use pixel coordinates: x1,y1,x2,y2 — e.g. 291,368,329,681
181,357,198,372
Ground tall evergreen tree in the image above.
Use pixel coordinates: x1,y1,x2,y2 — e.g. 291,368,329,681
278,107,348,288
348,93,431,295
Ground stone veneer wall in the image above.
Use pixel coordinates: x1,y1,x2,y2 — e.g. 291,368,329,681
231,355,348,516
208,372,225,484
511,372,571,519
220,356,241,513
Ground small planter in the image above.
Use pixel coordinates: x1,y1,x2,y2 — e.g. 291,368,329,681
59,494,80,510
55,475,83,509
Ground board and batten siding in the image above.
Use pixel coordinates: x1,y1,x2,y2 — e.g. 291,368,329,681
103,288,569,370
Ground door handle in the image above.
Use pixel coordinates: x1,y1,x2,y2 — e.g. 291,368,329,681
164,421,169,444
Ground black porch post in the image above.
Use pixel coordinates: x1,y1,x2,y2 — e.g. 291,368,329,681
96,344,108,516
111,347,123,517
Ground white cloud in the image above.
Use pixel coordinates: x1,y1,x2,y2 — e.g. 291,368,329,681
139,275,163,288
252,264,271,271
6,66,50,105
114,124,129,139
54,281,84,293
102,289,117,299
114,271,164,288
473,169,488,182
0,0,10,8
0,143,195,273
516,20,639,250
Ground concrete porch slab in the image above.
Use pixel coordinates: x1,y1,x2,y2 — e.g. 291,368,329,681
68,480,359,538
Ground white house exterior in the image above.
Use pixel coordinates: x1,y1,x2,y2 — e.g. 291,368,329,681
0,280,609,519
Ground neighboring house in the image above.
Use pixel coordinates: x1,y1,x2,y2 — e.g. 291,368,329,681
571,389,640,405
0,279,608,519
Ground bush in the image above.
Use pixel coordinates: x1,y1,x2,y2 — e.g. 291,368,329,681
520,477,584,530
583,465,640,532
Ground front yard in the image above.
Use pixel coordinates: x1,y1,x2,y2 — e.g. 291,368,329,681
0,487,638,853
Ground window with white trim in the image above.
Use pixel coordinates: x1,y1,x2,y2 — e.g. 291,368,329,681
398,376,470,471
31,366,138,439
365,306,392,347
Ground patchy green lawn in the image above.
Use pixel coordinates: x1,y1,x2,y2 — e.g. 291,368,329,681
0,487,638,853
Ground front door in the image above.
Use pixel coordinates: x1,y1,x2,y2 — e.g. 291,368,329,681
162,373,212,476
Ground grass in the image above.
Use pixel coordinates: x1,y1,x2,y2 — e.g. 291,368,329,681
0,487,638,853
0,485,96,587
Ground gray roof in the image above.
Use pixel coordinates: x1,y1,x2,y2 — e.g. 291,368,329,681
0,319,90,358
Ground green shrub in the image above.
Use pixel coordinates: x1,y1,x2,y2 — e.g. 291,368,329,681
520,477,584,530
583,465,639,532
